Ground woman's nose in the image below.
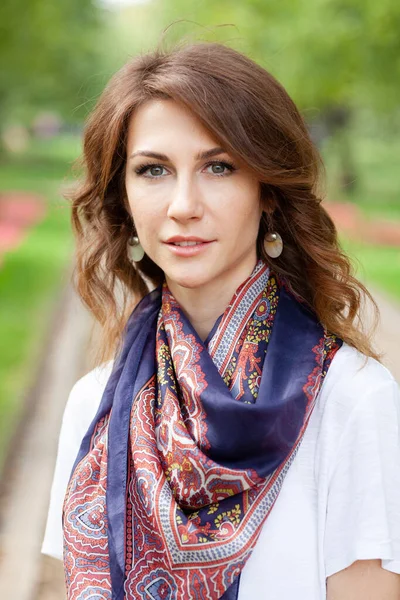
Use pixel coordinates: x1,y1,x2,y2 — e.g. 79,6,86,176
167,175,203,222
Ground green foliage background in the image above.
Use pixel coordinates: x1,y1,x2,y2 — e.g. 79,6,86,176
1,0,400,128
107,0,400,114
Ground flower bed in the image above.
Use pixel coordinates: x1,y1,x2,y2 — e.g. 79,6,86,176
0,140,77,469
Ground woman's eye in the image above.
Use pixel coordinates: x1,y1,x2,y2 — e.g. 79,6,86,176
148,165,166,177
135,164,168,178
205,161,235,176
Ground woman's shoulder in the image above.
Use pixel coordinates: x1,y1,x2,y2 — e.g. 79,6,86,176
69,361,114,402
41,360,114,561
316,342,399,471
315,344,400,577
322,342,398,412
63,361,114,434
316,345,400,577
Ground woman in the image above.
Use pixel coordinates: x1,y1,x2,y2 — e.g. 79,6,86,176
42,42,400,599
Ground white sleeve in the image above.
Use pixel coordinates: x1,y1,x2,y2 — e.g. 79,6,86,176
324,376,400,577
41,365,111,560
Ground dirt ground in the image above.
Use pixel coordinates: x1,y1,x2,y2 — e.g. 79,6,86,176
0,283,92,600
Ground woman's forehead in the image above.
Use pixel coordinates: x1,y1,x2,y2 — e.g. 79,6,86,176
126,98,220,156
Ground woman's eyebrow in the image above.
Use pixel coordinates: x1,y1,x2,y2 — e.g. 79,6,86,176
128,147,227,161
196,147,227,160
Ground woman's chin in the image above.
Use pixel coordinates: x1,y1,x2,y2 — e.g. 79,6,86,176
164,264,217,291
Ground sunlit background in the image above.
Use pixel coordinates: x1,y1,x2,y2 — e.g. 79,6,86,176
0,0,399,597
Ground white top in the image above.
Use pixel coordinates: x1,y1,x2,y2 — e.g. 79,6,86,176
42,343,400,599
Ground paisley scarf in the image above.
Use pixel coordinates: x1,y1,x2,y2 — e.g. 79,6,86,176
63,260,341,600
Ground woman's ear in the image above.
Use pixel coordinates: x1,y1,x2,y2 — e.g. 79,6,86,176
120,185,132,219
260,183,278,216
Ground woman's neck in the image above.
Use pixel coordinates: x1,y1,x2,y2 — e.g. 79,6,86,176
166,259,258,341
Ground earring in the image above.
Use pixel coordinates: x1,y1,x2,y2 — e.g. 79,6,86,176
263,231,283,258
128,235,145,262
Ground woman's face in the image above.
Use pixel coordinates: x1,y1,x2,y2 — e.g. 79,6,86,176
125,99,262,294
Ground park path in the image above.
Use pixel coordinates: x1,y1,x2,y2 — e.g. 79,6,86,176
368,287,400,383
0,280,92,600
0,277,399,600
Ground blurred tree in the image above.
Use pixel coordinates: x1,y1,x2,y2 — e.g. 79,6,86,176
157,0,400,192
0,0,106,129
156,0,400,113
102,1,167,68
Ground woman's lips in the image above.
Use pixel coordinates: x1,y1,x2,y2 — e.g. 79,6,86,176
164,240,214,257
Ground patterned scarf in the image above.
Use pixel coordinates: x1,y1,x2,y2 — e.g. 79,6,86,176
63,260,341,600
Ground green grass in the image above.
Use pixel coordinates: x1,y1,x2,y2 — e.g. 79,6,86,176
341,237,400,303
0,137,77,468
0,134,81,194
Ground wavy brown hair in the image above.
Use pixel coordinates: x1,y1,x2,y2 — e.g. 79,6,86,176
70,41,379,364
